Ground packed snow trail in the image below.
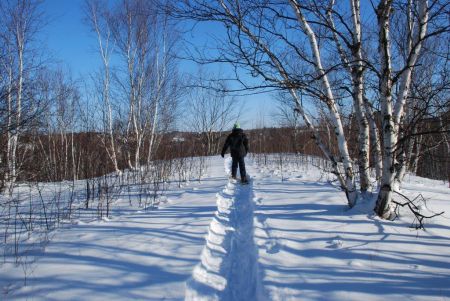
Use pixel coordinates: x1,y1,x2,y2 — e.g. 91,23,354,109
185,157,260,301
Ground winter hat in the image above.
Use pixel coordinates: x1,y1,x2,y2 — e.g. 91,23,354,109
233,122,240,129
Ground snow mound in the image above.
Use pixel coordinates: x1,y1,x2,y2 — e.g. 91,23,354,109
185,177,260,301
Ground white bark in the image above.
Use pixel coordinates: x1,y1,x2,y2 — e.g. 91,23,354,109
88,1,120,173
6,10,26,193
289,0,357,206
289,89,347,190
375,0,396,219
71,130,77,181
147,98,158,164
328,0,371,193
363,97,382,183
411,134,422,174
350,0,370,192
375,0,430,219
5,55,14,192
117,3,155,171
393,0,428,128
391,1,429,189
147,25,167,165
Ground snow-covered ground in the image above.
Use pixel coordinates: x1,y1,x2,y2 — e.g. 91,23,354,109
252,158,450,301
1,155,449,300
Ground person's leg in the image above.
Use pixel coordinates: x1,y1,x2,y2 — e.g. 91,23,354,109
231,157,238,178
239,157,247,181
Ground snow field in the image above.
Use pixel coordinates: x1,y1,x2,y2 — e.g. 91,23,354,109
1,155,449,300
1,157,227,300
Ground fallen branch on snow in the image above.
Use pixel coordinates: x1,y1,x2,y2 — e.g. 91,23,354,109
392,191,444,230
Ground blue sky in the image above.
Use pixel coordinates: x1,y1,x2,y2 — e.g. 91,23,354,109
39,0,276,130
40,0,100,76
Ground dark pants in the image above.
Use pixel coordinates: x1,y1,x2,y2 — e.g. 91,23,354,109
231,156,246,179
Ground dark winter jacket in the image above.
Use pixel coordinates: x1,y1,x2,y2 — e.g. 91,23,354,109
221,128,249,158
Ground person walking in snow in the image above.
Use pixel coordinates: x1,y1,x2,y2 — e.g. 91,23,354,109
221,123,249,183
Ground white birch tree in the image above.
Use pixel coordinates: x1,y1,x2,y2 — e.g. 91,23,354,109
110,0,180,170
0,0,44,193
85,0,121,174
374,0,439,218
173,0,449,215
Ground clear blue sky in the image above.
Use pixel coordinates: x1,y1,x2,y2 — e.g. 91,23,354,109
40,0,101,76
39,0,277,130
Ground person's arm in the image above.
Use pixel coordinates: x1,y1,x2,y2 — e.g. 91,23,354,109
243,134,249,154
221,135,230,157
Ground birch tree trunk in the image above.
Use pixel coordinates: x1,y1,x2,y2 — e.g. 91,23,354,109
6,15,25,194
5,55,14,193
1,0,44,192
411,135,422,174
349,0,370,193
86,0,121,173
374,0,397,219
289,0,357,206
375,0,429,219
289,89,347,190
363,98,382,184
147,99,158,163
328,0,371,193
147,33,166,165
395,127,415,185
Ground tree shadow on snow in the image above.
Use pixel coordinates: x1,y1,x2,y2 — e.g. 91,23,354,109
254,180,450,299
7,202,219,300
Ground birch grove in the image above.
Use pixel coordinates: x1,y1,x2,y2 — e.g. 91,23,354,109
173,0,449,217
0,0,44,193
0,0,447,224
85,0,181,171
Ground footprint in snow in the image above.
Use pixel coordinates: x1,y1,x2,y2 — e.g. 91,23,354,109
327,236,343,249
265,240,281,254
256,214,267,223
349,260,364,267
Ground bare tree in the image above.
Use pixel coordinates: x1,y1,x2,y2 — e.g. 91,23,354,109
374,0,449,219
144,11,181,165
187,74,241,155
172,0,449,216
85,0,120,173
173,0,359,206
325,0,371,192
0,0,44,193
108,0,180,170
275,91,306,154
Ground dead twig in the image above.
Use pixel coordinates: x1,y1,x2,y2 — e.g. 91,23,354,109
392,191,444,230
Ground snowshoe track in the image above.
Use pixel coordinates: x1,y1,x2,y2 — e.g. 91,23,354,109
185,176,260,301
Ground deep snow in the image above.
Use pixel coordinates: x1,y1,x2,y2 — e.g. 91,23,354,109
1,155,449,300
